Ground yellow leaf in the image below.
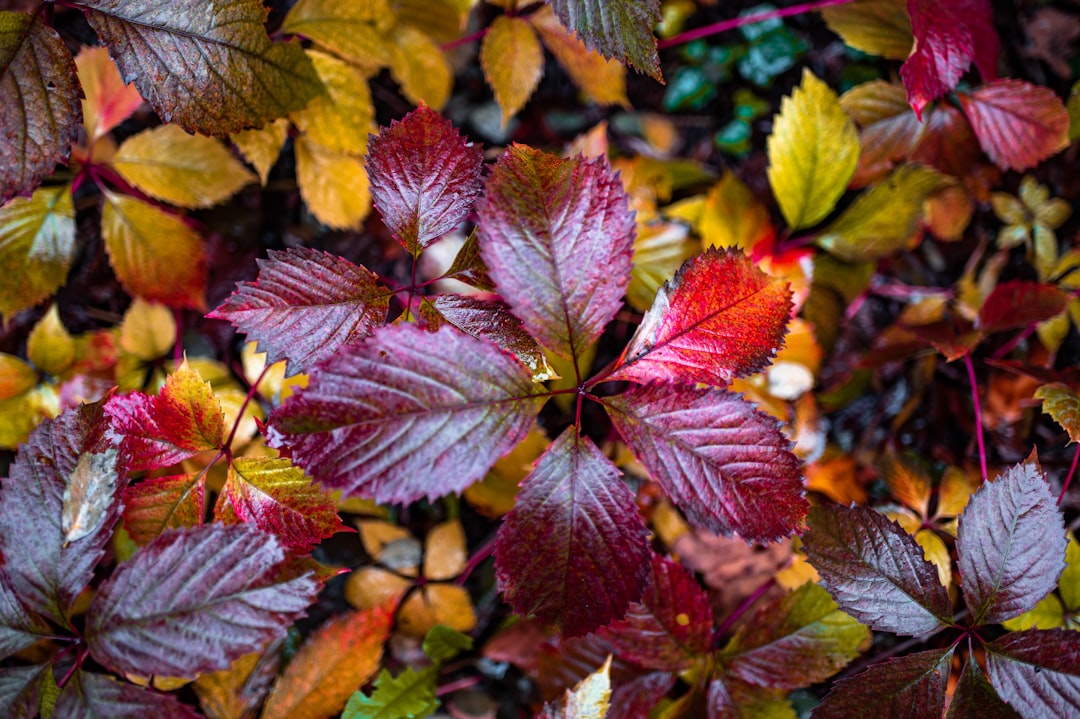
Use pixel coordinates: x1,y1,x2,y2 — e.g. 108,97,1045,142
75,46,144,142
194,649,277,719
481,16,544,126
1061,533,1080,612
282,0,394,71
700,172,774,252
1036,382,1080,444
112,125,257,209
767,69,860,230
27,304,74,376
924,184,973,241
915,529,952,588
119,299,177,361
530,6,629,108
0,185,75,320
394,0,466,44
820,0,912,60
294,136,371,230
232,119,289,186
345,566,413,612
398,583,477,638
241,342,308,404
292,50,374,155
548,656,611,719
0,386,56,450
626,221,697,312
389,24,452,109
0,353,37,400
423,520,467,581
1002,594,1066,631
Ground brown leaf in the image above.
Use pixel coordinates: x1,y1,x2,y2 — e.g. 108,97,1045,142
63,449,120,545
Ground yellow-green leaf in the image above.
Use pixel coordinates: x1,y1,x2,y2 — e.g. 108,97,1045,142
767,69,860,230
389,24,452,110
282,0,393,72
0,184,75,320
294,137,371,230
27,304,74,376
0,387,55,450
394,0,466,44
119,298,177,362
291,50,374,155
1001,594,1065,631
1036,382,1080,444
700,172,774,252
1061,533,1080,612
232,118,289,186
626,222,697,312
820,0,912,60
0,353,36,400
482,16,544,126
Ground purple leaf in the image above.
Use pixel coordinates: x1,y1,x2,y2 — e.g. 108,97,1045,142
208,247,392,375
367,105,484,254
87,524,318,677
495,428,650,636
268,324,544,503
946,659,1021,719
604,384,806,543
985,629,1080,717
0,664,52,719
802,504,952,635
811,648,954,719
54,671,200,719
478,145,635,361
0,575,52,661
957,462,1066,625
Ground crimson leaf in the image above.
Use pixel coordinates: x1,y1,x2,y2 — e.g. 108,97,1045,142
268,324,544,503
811,648,954,719
605,248,791,387
547,0,662,81
86,524,319,677
977,281,1070,334
604,384,806,543
985,628,1080,716
802,504,952,635
958,79,1071,172
366,104,485,255
209,246,392,375
54,670,200,719
478,145,635,362
0,576,52,661
946,659,1021,719
495,427,650,636
956,462,1066,625
122,474,204,545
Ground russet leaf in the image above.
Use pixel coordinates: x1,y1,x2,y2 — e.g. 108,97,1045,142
0,354,35,401
0,185,76,320
294,136,371,230
977,280,1070,333
840,80,926,187
811,648,953,719
958,79,1070,172
75,46,144,143
193,645,282,719
548,0,661,81
984,629,1080,717
122,473,204,545
946,659,1021,719
482,16,544,126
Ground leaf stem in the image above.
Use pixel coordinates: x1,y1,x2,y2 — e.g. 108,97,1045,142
455,531,498,586
656,0,857,50
223,364,270,453
435,674,483,697
441,28,488,51
963,353,988,483
1059,442,1080,505
714,577,774,642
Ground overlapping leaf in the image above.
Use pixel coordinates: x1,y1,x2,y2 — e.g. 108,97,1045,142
1036,383,1080,443
496,428,650,636
194,645,281,719
76,46,144,142
840,80,926,187
294,136,371,230
604,384,806,542
291,50,374,155
387,24,453,110
482,16,544,125
548,0,661,80
0,184,75,320
820,0,912,60
343,666,437,719
978,280,1070,333
985,629,1080,717
947,659,1021,719
958,79,1070,172
0,577,52,661
54,671,201,719
123,474,204,545
281,0,392,70
0,664,53,718
812,648,953,719
538,656,612,719
529,6,629,108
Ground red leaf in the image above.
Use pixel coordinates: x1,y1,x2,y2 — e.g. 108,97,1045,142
122,474,205,545
947,659,1022,719
977,280,1070,333
367,105,484,254
208,247,392,376
985,629,1080,717
605,248,791,387
268,324,545,503
812,648,954,719
495,428,650,636
802,504,952,635
958,79,1070,172
54,671,200,719
604,385,806,543
87,524,319,678
478,145,635,361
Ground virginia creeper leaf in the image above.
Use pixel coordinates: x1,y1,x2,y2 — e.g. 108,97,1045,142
291,50,374,156
81,0,323,135
0,576,52,661
811,648,953,719
482,16,544,125
978,280,1070,333
367,105,484,255
820,0,912,60
387,24,453,110
495,428,650,636
478,145,635,360
282,0,393,71
604,384,806,542
232,118,289,185
529,6,629,108
958,79,1070,172
0,184,75,320
606,248,791,387
547,0,662,80
54,670,200,719
802,504,952,635
75,46,144,142
87,524,319,677
123,474,204,545
1036,383,1080,443
268,324,544,503
294,136,371,230
956,462,1066,625
209,246,391,376
946,659,1021,719
0,664,53,719
0,12,81,204
343,666,438,719
984,629,1080,717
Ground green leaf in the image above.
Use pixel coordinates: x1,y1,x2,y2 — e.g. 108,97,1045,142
342,667,439,719
548,0,662,81
0,184,75,320
422,625,473,665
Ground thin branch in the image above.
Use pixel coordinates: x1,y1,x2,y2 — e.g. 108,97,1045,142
657,0,857,50
963,353,988,482
1060,441,1080,505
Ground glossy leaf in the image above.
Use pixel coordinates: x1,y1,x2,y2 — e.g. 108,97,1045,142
0,184,75,320
606,248,791,387
82,0,323,135
75,46,143,142
978,280,1070,333
87,524,319,677
209,246,391,375
529,6,629,108
957,462,1066,625
548,0,661,80
268,324,544,503
291,50,374,156
1036,383,1080,444
0,576,52,661
478,146,635,360
811,648,953,719
767,69,860,230
802,504,952,635
123,474,204,545
55,671,200,719
820,0,912,60
958,79,1070,172
367,105,484,255
496,428,650,636
604,384,806,542
985,629,1080,717
342,666,438,719
281,0,392,71
946,659,1021,719
0,12,81,203
294,136,371,230
482,16,543,125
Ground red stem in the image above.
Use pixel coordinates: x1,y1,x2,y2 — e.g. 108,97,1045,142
436,675,483,697
714,577,775,641
1059,442,1080,505
657,0,857,50
223,364,270,452
455,532,498,586
441,28,488,51
963,353,988,482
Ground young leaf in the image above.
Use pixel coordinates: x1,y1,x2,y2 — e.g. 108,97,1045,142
82,0,323,135
820,0,912,60
281,0,393,71
291,50,374,156
956,462,1066,625
0,185,75,320
811,648,954,719
946,659,1021,719
209,246,392,376
478,146,635,361
802,504,952,635
604,384,806,543
87,524,319,678
0,577,53,661
75,46,144,142
342,666,438,719
123,474,204,545
495,428,650,636
0,12,81,203
366,105,484,255
605,248,791,387
767,69,860,230
984,629,1080,717
1036,383,1080,443
54,670,201,719
294,136,371,230
268,324,545,503
958,79,1070,172
547,0,662,80
482,16,544,125
529,6,629,108
977,280,1070,333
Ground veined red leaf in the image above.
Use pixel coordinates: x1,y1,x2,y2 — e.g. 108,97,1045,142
478,146,635,361
605,248,791,387
495,428,650,636
54,670,201,719
366,105,484,255
268,324,545,503
444,230,495,292
548,0,662,80
209,246,391,376
958,79,1070,172
984,629,1080,717
802,504,952,635
0,575,52,661
87,524,319,677
0,664,53,719
956,462,1066,625
81,0,323,135
946,659,1021,719
604,385,806,543
811,648,954,718
123,474,204,545
0,12,81,203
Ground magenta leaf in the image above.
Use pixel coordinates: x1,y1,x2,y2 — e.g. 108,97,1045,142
605,248,791,387
985,629,1080,717
478,145,635,361
268,324,544,503
802,504,952,635
54,671,201,719
367,105,484,255
977,281,1070,334
604,384,806,543
495,428,650,636
958,79,1071,172
0,664,54,719
208,246,392,375
811,648,954,719
0,576,52,661
956,462,1066,625
86,524,319,677
946,659,1021,719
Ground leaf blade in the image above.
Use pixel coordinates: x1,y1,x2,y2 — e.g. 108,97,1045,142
548,0,661,80
984,629,1080,717
811,648,954,719
0,184,75,321
958,79,1070,172
481,16,544,125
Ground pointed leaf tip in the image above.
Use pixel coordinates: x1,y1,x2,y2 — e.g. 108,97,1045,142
548,0,661,81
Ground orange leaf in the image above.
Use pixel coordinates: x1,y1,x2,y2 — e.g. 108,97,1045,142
530,6,629,108
75,46,143,142
482,16,544,125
